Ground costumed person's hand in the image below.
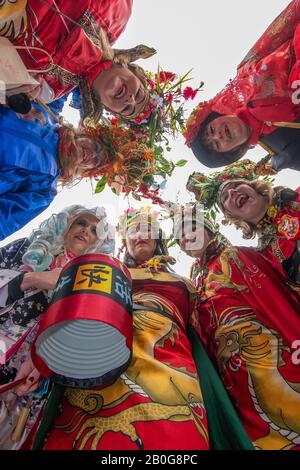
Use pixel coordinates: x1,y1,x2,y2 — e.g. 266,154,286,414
14,357,41,397
21,270,61,292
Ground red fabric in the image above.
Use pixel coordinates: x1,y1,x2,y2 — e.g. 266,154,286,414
185,0,300,146
260,187,300,269
12,0,132,100
238,0,300,70
49,249,75,270
43,273,210,450
195,246,300,450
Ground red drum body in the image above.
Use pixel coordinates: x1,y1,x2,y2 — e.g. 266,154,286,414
31,254,132,389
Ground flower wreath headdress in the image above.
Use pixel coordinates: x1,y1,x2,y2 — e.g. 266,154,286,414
86,69,203,196
119,67,204,147
97,69,203,196
117,207,175,270
117,206,161,239
186,158,276,212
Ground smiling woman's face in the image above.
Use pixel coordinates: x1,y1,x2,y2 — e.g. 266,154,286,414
125,222,157,265
93,65,149,119
220,182,270,224
75,136,104,171
64,214,98,257
202,115,251,152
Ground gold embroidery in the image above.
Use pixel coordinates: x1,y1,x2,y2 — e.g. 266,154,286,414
258,140,275,156
205,247,248,297
270,238,285,263
48,64,79,86
215,312,300,450
78,11,102,48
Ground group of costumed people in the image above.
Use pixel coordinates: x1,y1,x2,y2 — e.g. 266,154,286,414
0,0,299,452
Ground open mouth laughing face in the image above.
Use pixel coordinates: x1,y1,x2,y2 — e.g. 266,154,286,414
220,182,269,223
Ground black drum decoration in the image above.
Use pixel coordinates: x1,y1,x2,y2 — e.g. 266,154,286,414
31,254,133,389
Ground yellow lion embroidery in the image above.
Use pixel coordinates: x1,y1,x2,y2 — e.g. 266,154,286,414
215,311,300,450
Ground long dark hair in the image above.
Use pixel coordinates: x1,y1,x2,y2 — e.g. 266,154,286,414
191,112,250,168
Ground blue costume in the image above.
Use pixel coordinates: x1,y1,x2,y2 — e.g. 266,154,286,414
0,105,60,240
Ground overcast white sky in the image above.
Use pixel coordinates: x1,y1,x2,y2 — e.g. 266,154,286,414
1,0,298,276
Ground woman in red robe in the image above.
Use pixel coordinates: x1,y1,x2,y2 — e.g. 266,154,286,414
187,159,300,286
174,207,300,450
0,0,156,122
185,0,300,171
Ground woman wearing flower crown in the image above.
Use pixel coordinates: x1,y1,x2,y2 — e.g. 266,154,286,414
0,1,144,111
0,100,160,240
1,0,177,126
173,205,300,450
0,204,115,449
185,0,300,171
187,160,300,286
0,0,200,136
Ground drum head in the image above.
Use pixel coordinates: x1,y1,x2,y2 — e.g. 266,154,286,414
36,319,131,388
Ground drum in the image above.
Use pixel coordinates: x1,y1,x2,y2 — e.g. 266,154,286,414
31,254,132,389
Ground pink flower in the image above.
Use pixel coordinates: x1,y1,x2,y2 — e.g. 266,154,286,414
183,86,198,100
144,108,152,119
149,80,155,89
166,94,174,103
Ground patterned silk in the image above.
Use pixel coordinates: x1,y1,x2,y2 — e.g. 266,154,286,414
185,0,300,146
0,238,78,449
195,245,300,450
43,268,210,450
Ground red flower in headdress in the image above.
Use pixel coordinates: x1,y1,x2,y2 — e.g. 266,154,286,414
109,117,119,126
159,71,176,83
166,94,174,103
184,101,214,146
183,86,198,100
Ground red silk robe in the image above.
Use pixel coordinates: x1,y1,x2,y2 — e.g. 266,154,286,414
185,0,300,146
234,0,300,142
1,0,132,100
40,268,209,450
194,244,300,450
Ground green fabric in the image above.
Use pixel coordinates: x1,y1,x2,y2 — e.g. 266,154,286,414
188,325,255,450
32,384,65,450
